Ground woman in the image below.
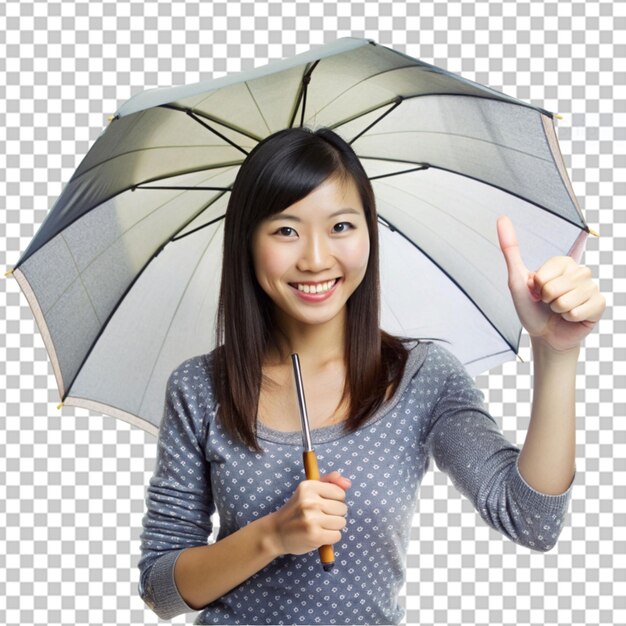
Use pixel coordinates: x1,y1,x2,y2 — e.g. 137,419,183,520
138,127,605,625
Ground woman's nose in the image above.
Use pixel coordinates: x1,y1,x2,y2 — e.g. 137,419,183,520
297,234,332,272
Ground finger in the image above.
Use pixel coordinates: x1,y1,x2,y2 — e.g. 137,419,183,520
320,499,349,518
539,265,595,305
527,272,542,301
533,257,580,296
496,215,528,283
540,279,597,313
560,292,606,324
319,513,348,532
320,472,352,489
310,480,348,501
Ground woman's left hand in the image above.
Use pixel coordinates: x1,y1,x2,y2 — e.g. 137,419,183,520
496,215,606,353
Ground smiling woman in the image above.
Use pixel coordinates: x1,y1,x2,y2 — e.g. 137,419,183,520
212,127,405,453
137,126,586,626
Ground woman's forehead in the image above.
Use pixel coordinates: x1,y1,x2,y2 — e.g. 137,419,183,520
274,176,364,215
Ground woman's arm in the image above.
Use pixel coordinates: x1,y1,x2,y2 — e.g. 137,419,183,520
495,215,605,494
517,337,580,495
139,356,347,618
174,470,350,610
173,514,281,610
425,343,574,552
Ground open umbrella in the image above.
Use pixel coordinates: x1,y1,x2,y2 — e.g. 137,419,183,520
7,36,593,436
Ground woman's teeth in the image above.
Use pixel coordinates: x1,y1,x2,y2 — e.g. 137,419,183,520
295,279,338,294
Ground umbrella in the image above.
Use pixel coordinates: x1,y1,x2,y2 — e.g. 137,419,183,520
7,36,593,436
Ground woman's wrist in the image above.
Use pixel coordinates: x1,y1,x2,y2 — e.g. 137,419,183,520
530,335,581,360
258,511,285,559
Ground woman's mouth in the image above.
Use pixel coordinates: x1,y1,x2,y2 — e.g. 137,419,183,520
288,278,341,301
291,278,339,294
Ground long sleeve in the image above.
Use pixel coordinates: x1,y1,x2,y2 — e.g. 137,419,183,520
138,358,216,620
424,344,574,552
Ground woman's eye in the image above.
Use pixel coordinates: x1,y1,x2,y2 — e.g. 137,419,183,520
333,222,354,233
275,226,296,237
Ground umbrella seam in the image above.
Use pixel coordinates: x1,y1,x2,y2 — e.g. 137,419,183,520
356,129,555,162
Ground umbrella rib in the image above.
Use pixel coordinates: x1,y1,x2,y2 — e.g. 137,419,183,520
302,61,435,123
345,97,404,144
159,103,265,143
134,185,232,191
289,61,319,129
185,110,252,156
466,347,523,368
366,159,587,231
369,165,430,181
171,213,226,242
376,214,518,357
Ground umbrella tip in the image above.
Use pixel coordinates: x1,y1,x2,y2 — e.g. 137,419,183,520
57,402,64,410
588,227,600,237
4,268,14,277
554,113,563,120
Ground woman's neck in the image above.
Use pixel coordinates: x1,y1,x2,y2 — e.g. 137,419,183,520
266,311,347,369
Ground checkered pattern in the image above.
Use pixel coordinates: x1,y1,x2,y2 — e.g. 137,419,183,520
1,1,623,625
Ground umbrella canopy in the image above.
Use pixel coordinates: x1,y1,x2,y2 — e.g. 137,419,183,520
10,37,590,435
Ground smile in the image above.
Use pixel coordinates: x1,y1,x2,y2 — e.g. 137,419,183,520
291,278,339,294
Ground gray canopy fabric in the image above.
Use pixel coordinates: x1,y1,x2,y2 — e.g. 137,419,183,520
11,37,589,435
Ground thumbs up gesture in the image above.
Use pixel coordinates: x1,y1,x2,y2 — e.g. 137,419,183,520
496,215,606,352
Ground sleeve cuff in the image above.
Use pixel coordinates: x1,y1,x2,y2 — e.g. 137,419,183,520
510,456,575,514
147,549,198,619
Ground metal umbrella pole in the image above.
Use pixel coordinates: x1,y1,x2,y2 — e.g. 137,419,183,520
291,353,335,572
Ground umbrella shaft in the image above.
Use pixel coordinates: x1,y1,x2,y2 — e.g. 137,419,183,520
303,450,335,570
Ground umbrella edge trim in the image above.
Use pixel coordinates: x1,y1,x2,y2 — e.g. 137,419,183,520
62,397,159,437
12,266,66,400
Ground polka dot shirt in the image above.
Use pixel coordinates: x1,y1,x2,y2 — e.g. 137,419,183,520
138,340,574,624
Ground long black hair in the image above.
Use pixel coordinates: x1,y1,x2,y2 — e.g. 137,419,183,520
214,126,413,452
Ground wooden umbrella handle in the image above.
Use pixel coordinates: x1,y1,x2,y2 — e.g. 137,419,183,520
303,450,335,571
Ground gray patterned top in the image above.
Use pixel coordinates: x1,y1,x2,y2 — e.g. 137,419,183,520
138,340,574,625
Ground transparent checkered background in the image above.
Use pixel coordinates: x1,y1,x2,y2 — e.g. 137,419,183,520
1,1,624,625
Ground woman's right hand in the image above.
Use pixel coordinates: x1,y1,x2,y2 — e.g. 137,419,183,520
267,471,351,557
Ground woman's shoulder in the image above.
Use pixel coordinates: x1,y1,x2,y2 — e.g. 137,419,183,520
169,349,213,374
166,348,218,396
395,337,469,381
162,350,219,438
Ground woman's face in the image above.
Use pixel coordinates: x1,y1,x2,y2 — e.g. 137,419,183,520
251,175,371,332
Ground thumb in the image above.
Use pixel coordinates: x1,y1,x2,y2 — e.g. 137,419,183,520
496,215,529,286
320,470,352,490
